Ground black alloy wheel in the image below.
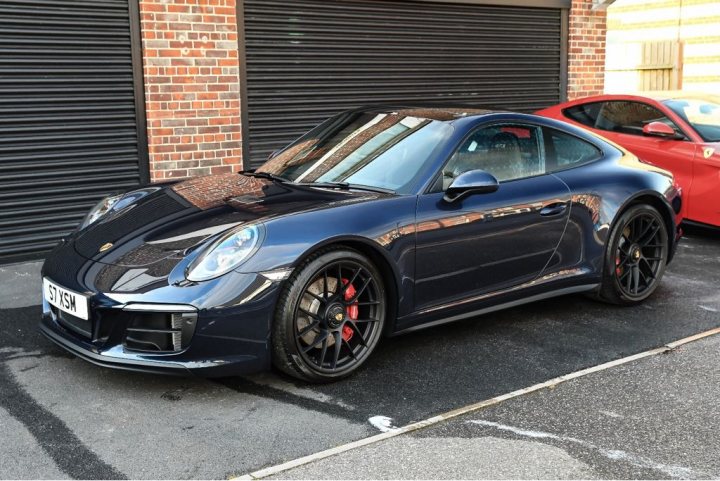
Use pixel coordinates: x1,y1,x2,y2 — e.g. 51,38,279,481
272,248,386,382
598,204,668,305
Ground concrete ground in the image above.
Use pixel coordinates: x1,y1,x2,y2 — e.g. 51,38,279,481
1,228,719,479
272,333,720,480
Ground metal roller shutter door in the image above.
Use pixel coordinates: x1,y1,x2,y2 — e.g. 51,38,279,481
243,0,566,168
0,0,147,262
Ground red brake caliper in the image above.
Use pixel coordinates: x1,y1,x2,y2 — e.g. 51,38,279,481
341,278,358,342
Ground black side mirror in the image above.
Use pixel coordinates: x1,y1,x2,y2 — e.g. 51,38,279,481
443,169,499,203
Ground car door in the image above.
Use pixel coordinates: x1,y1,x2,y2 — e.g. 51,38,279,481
413,122,571,311
661,98,720,225
688,142,720,225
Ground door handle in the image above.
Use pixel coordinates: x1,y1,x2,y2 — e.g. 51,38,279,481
539,202,567,217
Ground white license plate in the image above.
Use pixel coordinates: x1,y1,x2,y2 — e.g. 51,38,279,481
43,278,89,321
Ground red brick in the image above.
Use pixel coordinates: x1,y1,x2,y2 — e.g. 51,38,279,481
567,0,607,100
139,0,242,182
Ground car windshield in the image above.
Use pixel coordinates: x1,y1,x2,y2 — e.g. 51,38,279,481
663,98,720,142
256,111,453,193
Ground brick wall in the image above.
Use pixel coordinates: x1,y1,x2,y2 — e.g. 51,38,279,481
139,0,242,181
137,0,608,181
568,0,608,100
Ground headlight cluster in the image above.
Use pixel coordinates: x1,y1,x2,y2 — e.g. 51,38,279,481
80,188,160,230
186,225,263,281
80,194,122,229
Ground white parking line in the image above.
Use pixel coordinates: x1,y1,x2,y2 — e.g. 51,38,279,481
232,326,720,480
467,420,698,479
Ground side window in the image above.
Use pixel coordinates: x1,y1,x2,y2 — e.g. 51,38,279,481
544,127,602,171
441,124,544,190
563,102,603,128
596,101,679,136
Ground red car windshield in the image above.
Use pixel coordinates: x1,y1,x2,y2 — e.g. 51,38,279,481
664,98,720,142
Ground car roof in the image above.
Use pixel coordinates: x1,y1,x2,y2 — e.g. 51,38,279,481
354,104,506,121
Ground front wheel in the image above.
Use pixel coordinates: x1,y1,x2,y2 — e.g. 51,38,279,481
272,248,386,382
597,204,669,305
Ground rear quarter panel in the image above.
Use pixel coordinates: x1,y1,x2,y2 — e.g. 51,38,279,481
552,148,679,278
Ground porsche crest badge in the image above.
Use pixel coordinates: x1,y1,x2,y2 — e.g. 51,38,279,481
704,147,715,159
98,242,114,253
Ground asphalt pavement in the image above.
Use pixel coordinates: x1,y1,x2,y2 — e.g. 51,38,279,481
1,228,719,479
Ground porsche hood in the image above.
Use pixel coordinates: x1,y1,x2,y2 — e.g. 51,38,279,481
71,173,382,268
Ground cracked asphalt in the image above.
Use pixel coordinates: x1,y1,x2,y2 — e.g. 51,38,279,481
1,227,719,479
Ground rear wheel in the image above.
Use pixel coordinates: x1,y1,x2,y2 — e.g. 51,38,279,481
597,204,668,305
272,248,386,382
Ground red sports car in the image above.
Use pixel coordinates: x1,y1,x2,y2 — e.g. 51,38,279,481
537,92,720,227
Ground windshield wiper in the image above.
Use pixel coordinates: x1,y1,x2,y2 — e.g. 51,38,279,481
297,181,395,194
240,171,291,183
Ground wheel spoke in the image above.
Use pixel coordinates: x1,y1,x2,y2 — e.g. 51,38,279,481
323,269,329,300
639,224,661,246
298,307,322,321
634,218,654,242
617,255,632,269
625,265,633,291
356,300,380,306
302,331,328,353
342,338,358,361
639,258,657,280
341,267,363,295
304,290,324,303
297,320,320,338
319,336,329,367
631,216,642,240
348,277,372,303
618,267,632,281
347,320,368,347
632,265,640,294
331,331,342,369
353,318,380,323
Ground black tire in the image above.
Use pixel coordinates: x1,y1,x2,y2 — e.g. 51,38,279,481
271,247,387,382
597,204,669,305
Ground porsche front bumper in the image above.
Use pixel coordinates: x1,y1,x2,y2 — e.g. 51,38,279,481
40,266,284,377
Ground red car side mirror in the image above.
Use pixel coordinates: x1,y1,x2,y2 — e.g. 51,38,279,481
642,121,677,138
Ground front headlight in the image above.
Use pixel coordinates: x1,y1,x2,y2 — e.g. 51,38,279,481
186,224,263,281
80,194,122,229
80,188,161,230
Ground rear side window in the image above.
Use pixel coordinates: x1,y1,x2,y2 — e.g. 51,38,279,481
544,127,602,171
563,102,603,128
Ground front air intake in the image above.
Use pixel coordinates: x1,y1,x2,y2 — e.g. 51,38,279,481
123,311,197,353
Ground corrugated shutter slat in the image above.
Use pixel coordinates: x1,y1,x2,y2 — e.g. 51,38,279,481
244,0,563,168
0,0,145,261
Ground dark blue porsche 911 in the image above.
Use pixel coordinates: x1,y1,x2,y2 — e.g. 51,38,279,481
41,106,682,382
